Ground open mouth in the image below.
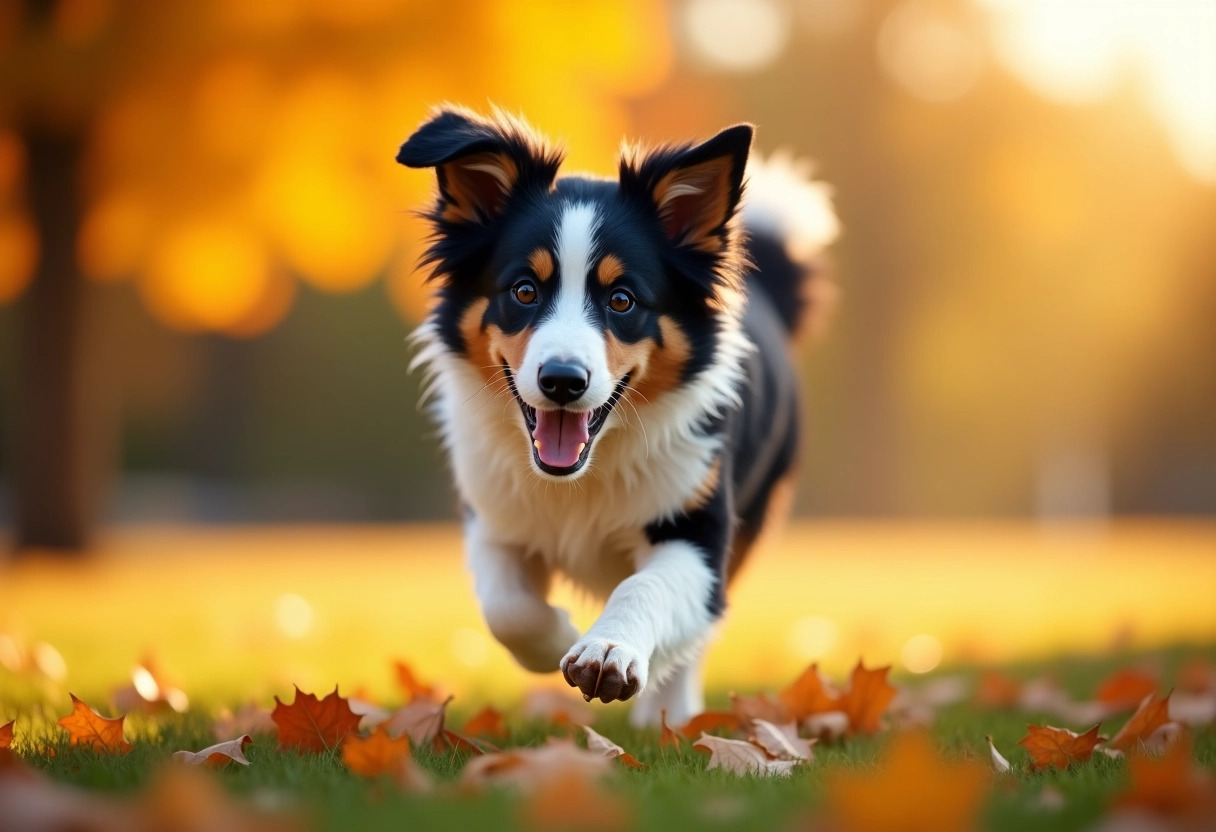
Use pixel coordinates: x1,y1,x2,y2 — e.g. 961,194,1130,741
504,366,629,476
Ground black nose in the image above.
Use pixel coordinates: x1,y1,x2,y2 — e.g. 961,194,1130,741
538,361,589,404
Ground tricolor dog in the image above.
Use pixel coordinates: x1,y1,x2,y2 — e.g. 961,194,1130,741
397,107,837,726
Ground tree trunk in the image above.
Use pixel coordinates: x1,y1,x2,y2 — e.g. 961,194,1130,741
13,130,94,552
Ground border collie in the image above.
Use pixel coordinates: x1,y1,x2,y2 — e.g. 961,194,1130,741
397,107,837,726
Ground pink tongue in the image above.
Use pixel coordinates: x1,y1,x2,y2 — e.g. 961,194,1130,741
532,410,591,468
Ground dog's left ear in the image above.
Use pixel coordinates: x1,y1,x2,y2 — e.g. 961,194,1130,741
397,107,562,225
620,124,753,253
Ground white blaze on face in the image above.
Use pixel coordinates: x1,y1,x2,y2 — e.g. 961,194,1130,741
515,202,615,411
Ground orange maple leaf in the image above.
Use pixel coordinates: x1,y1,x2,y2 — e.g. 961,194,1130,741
342,726,412,776
58,694,133,755
463,706,507,739
825,731,990,832
0,720,12,749
1108,692,1173,752
679,711,741,739
1018,723,1102,770
729,691,788,725
659,710,683,749
780,663,842,721
272,686,361,753
1116,734,1216,817
393,661,438,703
838,661,897,735
1096,668,1158,711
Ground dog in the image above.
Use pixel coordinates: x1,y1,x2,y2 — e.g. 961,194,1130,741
397,107,837,726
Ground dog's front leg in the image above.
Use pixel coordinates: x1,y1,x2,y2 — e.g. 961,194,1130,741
560,539,720,703
466,516,580,673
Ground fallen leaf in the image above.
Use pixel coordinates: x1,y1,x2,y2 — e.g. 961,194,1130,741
693,733,799,777
272,686,361,753
349,697,391,732
172,735,253,767
438,728,496,755
462,738,613,792
139,764,304,832
1097,669,1159,712
1018,723,1103,770
520,767,631,831
213,702,277,741
58,693,133,755
976,671,1023,709
1116,734,1216,818
385,695,452,745
750,719,815,761
0,720,12,749
521,688,597,727
659,710,683,749
342,726,413,776
985,734,1012,774
824,731,991,832
780,663,842,721
394,660,439,703
730,691,788,724
463,706,508,739
1108,693,1172,752
838,661,897,735
581,725,646,768
679,710,742,739
804,710,850,741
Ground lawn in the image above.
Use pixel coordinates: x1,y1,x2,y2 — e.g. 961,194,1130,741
2,523,1215,830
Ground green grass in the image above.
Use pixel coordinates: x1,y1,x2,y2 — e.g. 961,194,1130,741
4,645,1215,831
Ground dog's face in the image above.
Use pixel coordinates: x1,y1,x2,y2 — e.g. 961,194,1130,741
398,109,751,479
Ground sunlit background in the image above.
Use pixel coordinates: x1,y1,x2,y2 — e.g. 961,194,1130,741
1,0,1214,699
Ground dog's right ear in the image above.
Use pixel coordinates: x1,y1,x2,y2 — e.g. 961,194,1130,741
397,108,562,225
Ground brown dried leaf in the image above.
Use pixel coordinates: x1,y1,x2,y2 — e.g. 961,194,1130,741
463,706,508,739
730,691,788,724
521,769,631,831
0,720,12,749
1018,723,1103,770
1116,734,1216,818
581,725,646,768
58,693,133,755
781,663,842,720
679,710,742,739
272,686,361,753
172,735,252,767
461,738,613,793
1108,692,1173,752
385,695,452,745
838,661,897,735
750,719,815,761
693,733,799,777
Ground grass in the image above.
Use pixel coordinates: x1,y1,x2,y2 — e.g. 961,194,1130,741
4,644,1214,831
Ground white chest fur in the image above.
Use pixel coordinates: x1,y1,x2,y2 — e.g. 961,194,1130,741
429,358,726,596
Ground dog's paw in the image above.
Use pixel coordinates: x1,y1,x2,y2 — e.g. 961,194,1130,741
559,638,648,703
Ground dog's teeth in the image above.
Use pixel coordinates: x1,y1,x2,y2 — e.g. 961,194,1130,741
533,440,542,451
577,442,586,454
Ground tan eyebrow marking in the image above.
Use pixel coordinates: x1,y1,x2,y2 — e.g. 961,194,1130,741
596,254,624,286
528,248,554,282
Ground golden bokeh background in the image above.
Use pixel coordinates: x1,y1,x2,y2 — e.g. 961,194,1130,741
0,0,1214,697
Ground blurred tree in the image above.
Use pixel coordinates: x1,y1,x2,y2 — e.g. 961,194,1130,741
0,0,670,550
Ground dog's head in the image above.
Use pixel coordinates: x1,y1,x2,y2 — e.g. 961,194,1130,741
398,107,752,479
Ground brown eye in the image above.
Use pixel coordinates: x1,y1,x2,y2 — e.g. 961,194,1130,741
513,280,537,305
608,289,635,313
